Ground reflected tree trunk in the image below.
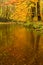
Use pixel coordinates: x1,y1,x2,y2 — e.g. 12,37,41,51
34,34,41,65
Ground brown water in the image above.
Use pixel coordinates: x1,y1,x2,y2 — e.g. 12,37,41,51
0,24,43,65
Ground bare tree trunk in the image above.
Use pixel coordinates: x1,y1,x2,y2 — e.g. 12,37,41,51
37,0,41,21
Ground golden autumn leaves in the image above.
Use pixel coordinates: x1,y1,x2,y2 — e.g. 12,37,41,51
11,1,28,21
0,0,42,22
0,0,28,21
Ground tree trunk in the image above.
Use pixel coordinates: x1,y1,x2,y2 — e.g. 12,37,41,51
37,0,41,21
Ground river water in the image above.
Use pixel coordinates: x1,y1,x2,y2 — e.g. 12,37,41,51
0,23,43,65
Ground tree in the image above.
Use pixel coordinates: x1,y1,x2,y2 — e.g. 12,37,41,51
26,0,41,65
37,0,41,21
5,5,10,20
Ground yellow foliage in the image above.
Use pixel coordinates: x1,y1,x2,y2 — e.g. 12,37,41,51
31,0,38,2
10,1,28,21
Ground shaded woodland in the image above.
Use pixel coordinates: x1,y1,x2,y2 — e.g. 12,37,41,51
0,0,42,22
0,0,43,65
